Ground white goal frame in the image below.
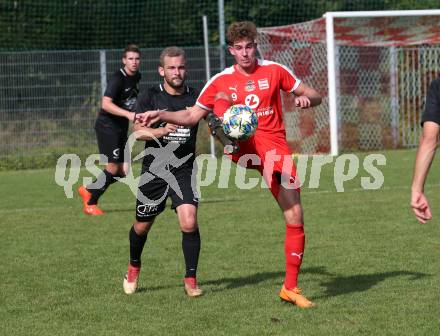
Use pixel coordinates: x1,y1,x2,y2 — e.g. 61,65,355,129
324,9,440,156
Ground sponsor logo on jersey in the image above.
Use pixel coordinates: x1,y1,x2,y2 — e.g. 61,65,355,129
258,78,269,90
228,85,237,92
245,94,260,109
255,106,274,118
163,126,191,144
244,80,256,92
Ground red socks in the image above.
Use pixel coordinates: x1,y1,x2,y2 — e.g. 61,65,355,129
284,224,305,290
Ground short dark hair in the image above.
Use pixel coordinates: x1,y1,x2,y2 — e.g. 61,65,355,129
123,44,141,58
226,21,257,45
159,46,186,66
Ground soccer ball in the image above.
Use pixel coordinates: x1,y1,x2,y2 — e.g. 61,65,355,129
222,104,258,140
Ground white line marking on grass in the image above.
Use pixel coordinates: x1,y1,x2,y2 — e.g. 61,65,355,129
305,183,440,194
1,184,440,215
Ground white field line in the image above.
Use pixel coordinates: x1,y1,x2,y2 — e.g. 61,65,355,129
1,183,440,215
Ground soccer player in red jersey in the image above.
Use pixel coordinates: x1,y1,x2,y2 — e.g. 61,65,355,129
136,21,322,308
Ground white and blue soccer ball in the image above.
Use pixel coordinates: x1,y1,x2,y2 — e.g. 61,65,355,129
222,104,258,140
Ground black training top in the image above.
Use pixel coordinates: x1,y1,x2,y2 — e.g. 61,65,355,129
422,77,440,126
96,68,141,131
135,84,199,168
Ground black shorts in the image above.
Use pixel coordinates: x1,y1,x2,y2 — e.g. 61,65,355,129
95,123,128,163
135,165,199,221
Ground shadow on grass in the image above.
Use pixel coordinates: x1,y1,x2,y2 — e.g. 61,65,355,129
316,270,431,299
135,271,285,293
202,266,333,292
136,267,330,293
136,270,286,293
136,267,430,297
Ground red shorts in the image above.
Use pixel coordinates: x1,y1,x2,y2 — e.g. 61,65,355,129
228,132,299,198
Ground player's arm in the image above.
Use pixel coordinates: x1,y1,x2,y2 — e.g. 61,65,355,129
102,96,135,121
411,121,439,223
132,88,178,140
132,122,178,141
412,121,439,192
137,104,208,127
292,82,322,108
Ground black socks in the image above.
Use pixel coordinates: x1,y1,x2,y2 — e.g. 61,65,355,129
182,229,201,278
129,226,148,267
128,226,201,277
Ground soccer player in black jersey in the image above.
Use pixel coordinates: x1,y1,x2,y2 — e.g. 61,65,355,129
78,44,141,215
412,77,440,224
123,47,202,297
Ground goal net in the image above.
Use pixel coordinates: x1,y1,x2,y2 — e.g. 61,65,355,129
257,10,440,155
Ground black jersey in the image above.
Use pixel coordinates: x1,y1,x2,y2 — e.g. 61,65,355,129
135,84,199,169
96,68,141,131
422,77,440,126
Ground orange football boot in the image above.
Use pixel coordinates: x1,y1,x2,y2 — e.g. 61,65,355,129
279,285,314,308
78,186,104,215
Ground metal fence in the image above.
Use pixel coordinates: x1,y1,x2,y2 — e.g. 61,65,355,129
0,47,234,166
398,46,440,147
1,45,438,168
338,45,440,150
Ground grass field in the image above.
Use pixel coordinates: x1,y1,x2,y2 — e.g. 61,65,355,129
1,149,440,335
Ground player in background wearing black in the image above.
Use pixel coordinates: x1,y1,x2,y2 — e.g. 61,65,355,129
78,44,141,215
411,77,440,224
123,47,203,297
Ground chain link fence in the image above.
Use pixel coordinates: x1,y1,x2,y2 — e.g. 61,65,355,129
0,47,234,169
258,16,440,154
1,1,440,168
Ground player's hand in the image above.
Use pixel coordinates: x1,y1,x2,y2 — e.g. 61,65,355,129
205,112,239,154
411,191,432,224
136,110,161,126
127,112,136,122
162,123,178,136
295,96,312,109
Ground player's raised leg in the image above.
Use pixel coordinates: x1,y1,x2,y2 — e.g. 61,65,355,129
78,161,123,215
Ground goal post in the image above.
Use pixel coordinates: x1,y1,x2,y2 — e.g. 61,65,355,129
258,9,440,156
325,10,440,156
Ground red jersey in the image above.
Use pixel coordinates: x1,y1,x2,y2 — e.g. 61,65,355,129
196,59,301,136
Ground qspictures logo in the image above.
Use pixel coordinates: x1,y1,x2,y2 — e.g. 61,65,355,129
54,131,386,200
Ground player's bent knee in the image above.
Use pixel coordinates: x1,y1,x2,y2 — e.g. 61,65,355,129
134,220,154,235
176,204,198,232
180,218,198,233
179,212,198,232
283,206,303,225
